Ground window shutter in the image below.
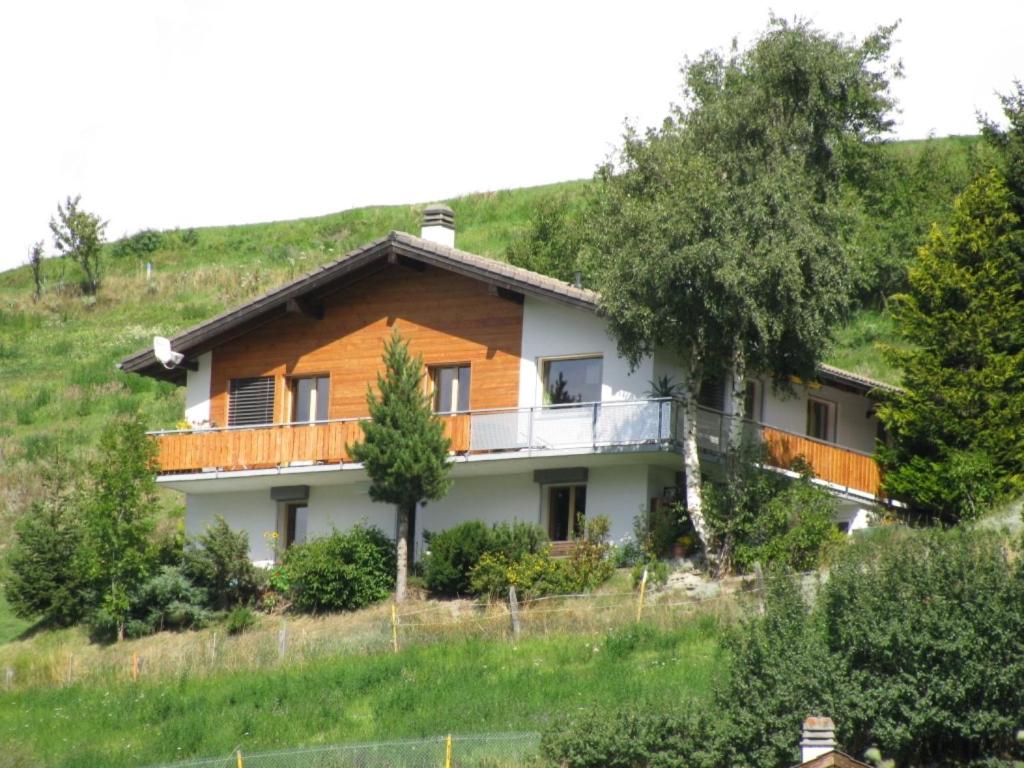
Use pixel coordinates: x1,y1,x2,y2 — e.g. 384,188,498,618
228,377,275,426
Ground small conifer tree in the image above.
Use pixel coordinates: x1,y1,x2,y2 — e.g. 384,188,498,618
350,329,452,602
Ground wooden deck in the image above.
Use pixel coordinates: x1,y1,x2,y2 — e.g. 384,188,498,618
151,403,883,498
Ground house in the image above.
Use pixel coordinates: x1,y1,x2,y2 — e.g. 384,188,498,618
118,206,892,564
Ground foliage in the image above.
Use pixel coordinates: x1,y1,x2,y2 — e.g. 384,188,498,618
489,520,549,561
4,460,90,626
49,194,106,294
423,520,494,596
638,501,688,558
505,195,585,284
704,451,841,573
981,81,1024,217
284,526,396,612
350,329,452,600
225,605,258,635
565,515,615,590
117,566,212,637
81,415,160,640
26,241,43,301
469,550,574,599
630,557,668,589
877,169,1024,521
182,516,261,610
111,229,163,261
541,707,717,768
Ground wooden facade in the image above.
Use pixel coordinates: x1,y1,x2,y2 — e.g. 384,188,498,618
206,264,523,427
762,427,882,497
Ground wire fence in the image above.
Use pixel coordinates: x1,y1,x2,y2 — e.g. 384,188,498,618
0,570,821,692
142,732,541,768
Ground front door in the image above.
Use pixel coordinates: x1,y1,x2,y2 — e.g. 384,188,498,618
547,484,586,541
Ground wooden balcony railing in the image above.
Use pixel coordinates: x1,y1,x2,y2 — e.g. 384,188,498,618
150,400,882,498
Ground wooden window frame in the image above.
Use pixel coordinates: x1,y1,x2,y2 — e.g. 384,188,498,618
543,483,587,542
288,373,331,423
428,363,471,414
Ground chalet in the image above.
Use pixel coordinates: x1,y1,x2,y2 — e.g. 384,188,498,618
118,206,891,564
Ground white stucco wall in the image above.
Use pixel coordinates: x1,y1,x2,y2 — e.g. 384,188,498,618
760,381,878,453
518,296,652,408
184,351,212,427
584,464,651,541
186,489,278,562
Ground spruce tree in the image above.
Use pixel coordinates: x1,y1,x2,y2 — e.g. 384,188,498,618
877,169,1024,521
350,329,452,602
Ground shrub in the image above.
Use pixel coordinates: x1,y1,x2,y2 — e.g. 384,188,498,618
565,515,615,591
423,520,493,596
541,707,717,768
470,550,575,599
182,516,261,610
285,525,395,612
134,566,213,633
226,606,257,635
489,520,548,561
112,228,163,260
630,557,668,589
705,453,842,573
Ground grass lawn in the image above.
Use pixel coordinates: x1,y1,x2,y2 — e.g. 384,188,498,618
0,594,33,644
0,618,725,768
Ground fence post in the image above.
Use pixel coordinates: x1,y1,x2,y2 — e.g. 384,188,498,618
636,567,649,622
444,733,453,768
4,667,13,691
753,561,765,615
236,749,244,768
391,603,399,653
278,621,288,659
508,586,521,640
130,652,139,682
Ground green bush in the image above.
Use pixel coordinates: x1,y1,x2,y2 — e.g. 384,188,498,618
112,228,163,260
705,453,842,573
225,605,258,635
469,550,574,599
423,520,493,596
133,566,213,634
182,516,262,610
630,558,668,589
285,525,395,612
423,520,549,597
565,515,615,591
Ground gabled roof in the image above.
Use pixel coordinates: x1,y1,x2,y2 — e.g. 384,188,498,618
118,230,896,395
793,750,872,768
117,231,599,382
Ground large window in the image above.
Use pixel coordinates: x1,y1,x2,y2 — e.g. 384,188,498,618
807,397,836,442
547,484,586,541
430,365,470,413
277,503,308,553
228,376,275,426
291,375,329,422
542,357,602,405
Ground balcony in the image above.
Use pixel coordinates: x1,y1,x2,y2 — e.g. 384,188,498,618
150,399,882,498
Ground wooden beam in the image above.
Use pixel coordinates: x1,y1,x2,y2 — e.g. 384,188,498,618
285,298,325,320
489,285,525,304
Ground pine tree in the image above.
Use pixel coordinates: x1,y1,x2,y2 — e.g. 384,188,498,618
877,169,1024,521
350,329,452,602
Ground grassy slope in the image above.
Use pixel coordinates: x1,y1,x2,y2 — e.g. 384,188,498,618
0,618,724,768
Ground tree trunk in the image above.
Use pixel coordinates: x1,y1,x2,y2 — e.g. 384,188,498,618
679,357,714,563
395,504,410,604
727,346,747,455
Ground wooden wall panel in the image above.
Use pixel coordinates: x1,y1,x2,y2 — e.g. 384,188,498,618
207,265,524,427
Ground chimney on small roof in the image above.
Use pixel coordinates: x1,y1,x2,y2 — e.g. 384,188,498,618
800,716,838,763
421,204,455,248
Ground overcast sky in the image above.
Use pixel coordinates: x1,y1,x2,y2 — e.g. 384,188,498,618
0,1,1020,273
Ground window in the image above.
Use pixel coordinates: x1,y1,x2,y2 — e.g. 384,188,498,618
228,376,275,426
542,357,602,405
697,375,726,411
291,375,329,422
743,380,759,421
430,365,470,413
277,503,308,552
547,484,586,541
807,397,836,442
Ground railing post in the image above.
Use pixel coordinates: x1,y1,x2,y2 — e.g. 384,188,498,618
592,402,599,449
658,399,664,442
527,405,534,450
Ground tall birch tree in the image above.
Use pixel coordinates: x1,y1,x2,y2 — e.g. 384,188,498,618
585,18,897,557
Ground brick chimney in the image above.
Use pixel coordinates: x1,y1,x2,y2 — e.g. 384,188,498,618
421,204,455,248
800,716,838,763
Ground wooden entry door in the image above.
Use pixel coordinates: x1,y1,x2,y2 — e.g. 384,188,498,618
547,484,586,541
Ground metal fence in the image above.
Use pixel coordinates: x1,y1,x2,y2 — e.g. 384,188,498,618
143,732,540,768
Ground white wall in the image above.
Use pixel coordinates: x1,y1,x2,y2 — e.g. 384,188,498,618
760,381,878,453
585,464,650,542
186,489,277,562
519,296,652,408
184,351,212,427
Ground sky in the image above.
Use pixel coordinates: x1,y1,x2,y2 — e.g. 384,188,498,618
0,1,1020,273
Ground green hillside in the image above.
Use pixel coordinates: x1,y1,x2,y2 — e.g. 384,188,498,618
0,136,981,540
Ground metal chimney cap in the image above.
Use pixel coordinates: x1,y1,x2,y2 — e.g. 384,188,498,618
422,204,455,229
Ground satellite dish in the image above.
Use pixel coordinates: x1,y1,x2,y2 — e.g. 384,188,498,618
153,336,185,369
